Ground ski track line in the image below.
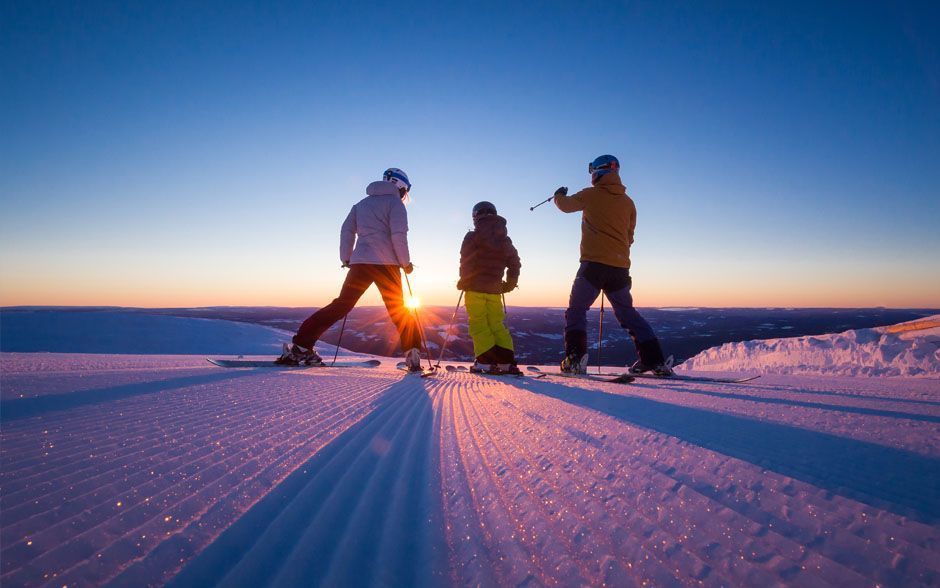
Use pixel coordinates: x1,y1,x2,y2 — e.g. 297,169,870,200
1,367,398,587
479,375,847,585
459,372,784,586
436,377,502,587
182,377,444,588
38,379,388,587
0,372,382,502
3,376,384,584
34,374,390,584
1,376,370,523
449,376,555,585
464,374,724,586
503,374,940,585
444,376,551,586
457,374,681,586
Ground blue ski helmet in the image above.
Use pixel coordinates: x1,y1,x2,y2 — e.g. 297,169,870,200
588,154,620,184
383,168,412,192
472,201,497,219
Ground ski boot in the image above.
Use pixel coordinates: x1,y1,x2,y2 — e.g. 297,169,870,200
469,361,493,374
628,356,675,377
496,362,523,376
560,353,589,374
404,348,424,372
276,343,323,366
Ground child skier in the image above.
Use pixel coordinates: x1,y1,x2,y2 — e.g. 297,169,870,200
457,201,522,374
553,154,673,375
277,168,424,371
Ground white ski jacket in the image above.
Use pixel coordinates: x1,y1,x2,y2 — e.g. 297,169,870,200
340,180,411,266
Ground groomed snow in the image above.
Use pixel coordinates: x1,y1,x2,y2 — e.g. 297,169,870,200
2,352,938,586
681,315,940,377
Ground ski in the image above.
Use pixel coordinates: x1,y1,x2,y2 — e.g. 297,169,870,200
445,364,546,379
207,358,381,369
396,362,436,378
605,371,760,384
526,366,634,384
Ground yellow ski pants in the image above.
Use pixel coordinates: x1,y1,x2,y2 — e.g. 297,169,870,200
465,291,514,357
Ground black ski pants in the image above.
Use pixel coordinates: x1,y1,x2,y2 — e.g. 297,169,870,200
293,264,421,353
564,261,665,366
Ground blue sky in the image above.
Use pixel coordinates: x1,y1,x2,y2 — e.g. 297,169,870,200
2,1,938,307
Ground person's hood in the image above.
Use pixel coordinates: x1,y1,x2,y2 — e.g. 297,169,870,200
472,214,509,246
593,171,626,195
366,180,401,197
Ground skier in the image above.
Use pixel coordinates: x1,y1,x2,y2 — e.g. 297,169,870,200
277,168,424,370
553,154,672,375
457,201,522,374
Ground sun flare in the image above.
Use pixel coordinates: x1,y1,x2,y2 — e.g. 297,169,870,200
404,296,421,310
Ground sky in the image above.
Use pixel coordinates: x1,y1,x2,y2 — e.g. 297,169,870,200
2,1,939,309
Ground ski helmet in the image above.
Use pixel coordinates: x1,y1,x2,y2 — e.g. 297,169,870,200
472,201,497,219
383,168,412,192
588,154,619,184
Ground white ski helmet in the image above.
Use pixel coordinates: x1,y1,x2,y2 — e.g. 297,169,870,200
383,168,412,192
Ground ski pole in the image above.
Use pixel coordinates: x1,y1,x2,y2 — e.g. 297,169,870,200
403,272,434,370
597,292,605,374
331,312,349,367
529,195,553,211
435,291,464,368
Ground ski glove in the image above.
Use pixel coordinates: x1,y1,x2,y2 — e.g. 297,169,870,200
501,281,517,293
402,263,414,275
456,279,466,291
554,186,568,197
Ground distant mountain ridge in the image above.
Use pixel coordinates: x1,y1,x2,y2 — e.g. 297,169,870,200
3,306,937,364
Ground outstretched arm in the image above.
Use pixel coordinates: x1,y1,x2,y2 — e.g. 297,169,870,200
553,188,587,213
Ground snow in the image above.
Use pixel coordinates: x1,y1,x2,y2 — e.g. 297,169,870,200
682,315,940,377
1,313,939,586
0,310,290,355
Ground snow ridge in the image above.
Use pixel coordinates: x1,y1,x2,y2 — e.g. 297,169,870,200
682,315,940,377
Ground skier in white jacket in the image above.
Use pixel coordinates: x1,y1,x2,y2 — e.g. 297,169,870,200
277,168,423,370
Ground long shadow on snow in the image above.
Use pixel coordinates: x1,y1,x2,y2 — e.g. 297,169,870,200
165,378,449,588
522,379,940,524
735,382,940,409
0,371,257,421
655,384,940,423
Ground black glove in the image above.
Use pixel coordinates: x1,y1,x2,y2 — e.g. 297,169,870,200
501,281,517,293
554,186,568,197
341,260,351,268
456,279,466,291
402,263,414,275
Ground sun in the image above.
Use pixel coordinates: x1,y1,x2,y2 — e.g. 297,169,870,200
404,296,421,311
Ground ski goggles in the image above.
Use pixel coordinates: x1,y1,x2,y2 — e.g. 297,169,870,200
588,161,617,174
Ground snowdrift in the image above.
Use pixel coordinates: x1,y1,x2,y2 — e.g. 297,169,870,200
0,310,290,355
681,315,940,377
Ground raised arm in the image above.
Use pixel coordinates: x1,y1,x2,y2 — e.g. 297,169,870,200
553,187,588,213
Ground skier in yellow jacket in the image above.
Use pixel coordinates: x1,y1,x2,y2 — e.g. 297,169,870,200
553,154,672,375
